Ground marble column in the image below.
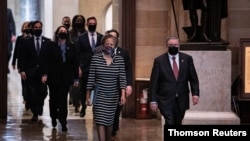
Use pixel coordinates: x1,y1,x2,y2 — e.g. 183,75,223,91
20,0,40,22
182,50,240,124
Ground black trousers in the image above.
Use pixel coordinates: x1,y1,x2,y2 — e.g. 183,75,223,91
26,75,48,116
112,104,123,136
80,72,89,112
160,97,186,141
70,79,81,107
48,83,70,125
21,79,27,101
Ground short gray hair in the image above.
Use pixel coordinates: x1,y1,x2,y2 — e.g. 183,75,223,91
165,36,179,43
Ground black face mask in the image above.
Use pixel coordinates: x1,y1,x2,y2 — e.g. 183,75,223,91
33,29,42,37
63,24,70,29
74,23,83,28
88,25,96,32
29,29,33,35
58,32,67,39
168,46,179,55
23,29,30,34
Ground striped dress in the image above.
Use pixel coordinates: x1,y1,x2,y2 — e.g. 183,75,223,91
87,53,127,125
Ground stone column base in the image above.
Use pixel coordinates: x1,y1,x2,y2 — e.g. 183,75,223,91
182,110,240,125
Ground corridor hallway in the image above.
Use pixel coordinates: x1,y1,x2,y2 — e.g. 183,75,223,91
0,66,162,141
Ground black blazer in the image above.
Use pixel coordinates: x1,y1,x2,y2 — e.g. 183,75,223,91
7,8,16,41
116,47,133,86
76,32,103,72
41,41,79,86
149,52,199,111
19,36,51,77
12,35,23,67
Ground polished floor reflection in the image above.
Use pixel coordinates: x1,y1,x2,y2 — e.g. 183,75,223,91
0,66,162,141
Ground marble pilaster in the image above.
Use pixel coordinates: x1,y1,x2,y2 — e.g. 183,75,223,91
182,50,240,124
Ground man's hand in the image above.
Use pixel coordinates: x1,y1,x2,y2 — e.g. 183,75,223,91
20,72,26,80
150,102,158,112
125,85,132,97
192,95,199,105
41,75,47,84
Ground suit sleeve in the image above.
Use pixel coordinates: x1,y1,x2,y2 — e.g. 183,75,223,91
149,59,160,102
12,36,21,66
40,41,53,76
18,38,27,72
8,9,16,36
188,56,200,96
123,49,133,86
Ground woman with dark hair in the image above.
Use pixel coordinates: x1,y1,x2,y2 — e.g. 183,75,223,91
69,14,86,44
41,25,79,132
68,14,86,112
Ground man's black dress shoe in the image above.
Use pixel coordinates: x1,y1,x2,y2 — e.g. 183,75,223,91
52,119,57,127
74,106,79,113
38,107,43,116
31,115,38,122
62,125,68,132
80,111,85,117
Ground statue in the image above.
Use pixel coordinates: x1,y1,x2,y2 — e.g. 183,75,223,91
182,0,228,42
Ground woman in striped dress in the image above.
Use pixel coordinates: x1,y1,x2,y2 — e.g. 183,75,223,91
86,34,127,141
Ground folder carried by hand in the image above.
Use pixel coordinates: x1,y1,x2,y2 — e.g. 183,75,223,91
89,85,98,105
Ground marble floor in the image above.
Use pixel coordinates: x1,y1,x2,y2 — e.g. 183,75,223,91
0,65,162,141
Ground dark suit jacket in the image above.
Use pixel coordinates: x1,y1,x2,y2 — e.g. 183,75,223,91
19,36,51,77
12,35,23,67
116,47,133,86
41,41,79,86
149,52,199,111
7,8,16,41
76,32,103,73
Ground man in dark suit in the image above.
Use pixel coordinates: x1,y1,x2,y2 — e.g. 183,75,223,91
76,16,103,117
19,21,51,121
7,8,16,73
149,36,199,140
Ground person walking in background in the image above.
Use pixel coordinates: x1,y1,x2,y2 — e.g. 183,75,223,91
11,21,31,109
41,25,79,132
68,14,86,112
149,36,199,140
7,8,16,74
104,29,133,141
86,34,127,141
69,15,86,44
61,16,71,30
76,16,103,117
12,21,30,70
18,21,51,122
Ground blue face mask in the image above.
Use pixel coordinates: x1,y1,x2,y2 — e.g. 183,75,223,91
103,46,114,55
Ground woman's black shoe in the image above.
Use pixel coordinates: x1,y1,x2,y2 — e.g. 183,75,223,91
62,125,68,132
31,114,38,122
74,106,79,113
52,119,57,127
